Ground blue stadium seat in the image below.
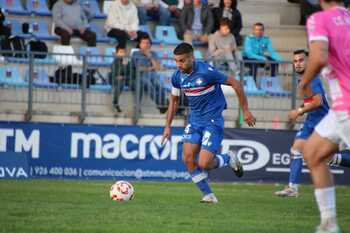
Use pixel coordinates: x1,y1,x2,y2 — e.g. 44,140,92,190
80,46,109,67
139,25,161,44
29,20,59,41
259,76,291,97
89,22,111,43
0,67,27,87
235,75,266,96
79,0,106,19
0,0,29,15
4,19,31,38
104,47,115,65
24,69,58,88
90,84,112,92
155,26,182,45
26,0,51,16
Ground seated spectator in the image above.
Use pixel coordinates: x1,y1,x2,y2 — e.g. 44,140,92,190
208,18,241,75
138,0,184,26
53,0,96,46
105,0,146,53
243,22,282,80
110,48,135,113
132,35,161,99
212,0,242,45
179,0,213,44
0,8,11,40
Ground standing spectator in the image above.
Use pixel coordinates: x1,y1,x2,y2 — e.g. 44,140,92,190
208,18,241,75
243,22,282,80
138,0,184,25
105,0,146,53
179,0,213,44
52,0,96,46
110,48,135,113
212,0,242,45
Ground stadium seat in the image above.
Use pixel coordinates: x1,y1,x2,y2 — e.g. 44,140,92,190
79,0,106,19
29,20,59,41
155,26,182,45
104,47,115,65
4,19,31,38
259,76,291,96
139,25,161,44
222,76,266,96
52,45,82,66
0,0,29,15
89,22,111,43
24,69,58,88
80,46,110,67
90,83,112,92
26,0,51,16
0,67,27,87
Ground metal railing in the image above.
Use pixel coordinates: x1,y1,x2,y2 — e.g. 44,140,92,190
0,50,300,128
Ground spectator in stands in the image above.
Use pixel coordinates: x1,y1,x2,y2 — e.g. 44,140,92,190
243,22,282,80
212,0,242,45
299,0,321,25
208,18,241,75
49,0,58,9
132,35,161,100
110,47,135,113
138,0,184,26
53,0,96,47
179,0,214,44
105,0,146,53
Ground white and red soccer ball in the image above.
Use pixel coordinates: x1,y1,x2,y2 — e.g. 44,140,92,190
110,181,134,202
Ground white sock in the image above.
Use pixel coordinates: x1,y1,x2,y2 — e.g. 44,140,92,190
289,183,299,191
314,187,337,224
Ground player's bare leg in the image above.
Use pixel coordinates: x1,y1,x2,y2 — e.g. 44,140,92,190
303,132,340,233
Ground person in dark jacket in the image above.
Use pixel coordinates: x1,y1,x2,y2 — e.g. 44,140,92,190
212,0,242,45
179,0,213,44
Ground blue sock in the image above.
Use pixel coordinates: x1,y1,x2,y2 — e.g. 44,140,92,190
288,151,303,189
334,151,350,167
190,168,212,196
214,154,230,169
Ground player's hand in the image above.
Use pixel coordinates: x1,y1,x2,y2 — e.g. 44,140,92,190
161,126,171,146
288,109,299,122
243,109,256,127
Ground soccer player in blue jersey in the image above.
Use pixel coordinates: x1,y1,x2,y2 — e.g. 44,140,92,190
275,50,350,198
161,43,256,203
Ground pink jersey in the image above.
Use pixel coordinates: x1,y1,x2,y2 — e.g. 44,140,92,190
307,7,350,115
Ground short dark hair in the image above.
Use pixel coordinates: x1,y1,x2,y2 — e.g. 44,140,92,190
293,49,309,56
253,22,264,30
173,42,193,55
136,33,151,48
219,18,232,29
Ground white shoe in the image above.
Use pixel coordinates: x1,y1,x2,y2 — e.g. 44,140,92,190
315,220,341,233
200,193,218,203
275,186,299,197
228,150,244,177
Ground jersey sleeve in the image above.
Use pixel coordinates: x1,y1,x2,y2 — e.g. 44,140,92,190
310,77,324,96
307,13,329,43
171,72,181,96
207,65,228,84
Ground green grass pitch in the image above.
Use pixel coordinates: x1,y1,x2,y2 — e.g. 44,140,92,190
1,180,350,233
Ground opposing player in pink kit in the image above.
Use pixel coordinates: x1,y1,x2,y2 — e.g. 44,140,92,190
298,0,350,232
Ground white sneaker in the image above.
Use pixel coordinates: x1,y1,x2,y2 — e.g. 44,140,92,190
275,186,299,197
228,150,244,177
315,220,341,233
200,193,218,203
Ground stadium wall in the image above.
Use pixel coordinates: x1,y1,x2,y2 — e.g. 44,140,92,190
0,121,349,185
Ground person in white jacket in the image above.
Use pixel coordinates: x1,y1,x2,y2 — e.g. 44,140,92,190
105,0,147,52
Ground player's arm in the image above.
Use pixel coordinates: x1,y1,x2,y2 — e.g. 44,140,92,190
161,90,180,144
224,76,256,127
288,94,323,122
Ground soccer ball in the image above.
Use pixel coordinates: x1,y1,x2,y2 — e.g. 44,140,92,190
110,181,134,202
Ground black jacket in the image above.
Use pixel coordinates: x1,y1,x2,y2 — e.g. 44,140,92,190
179,4,214,35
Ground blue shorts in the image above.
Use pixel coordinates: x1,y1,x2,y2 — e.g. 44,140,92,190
295,123,315,140
182,118,224,154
